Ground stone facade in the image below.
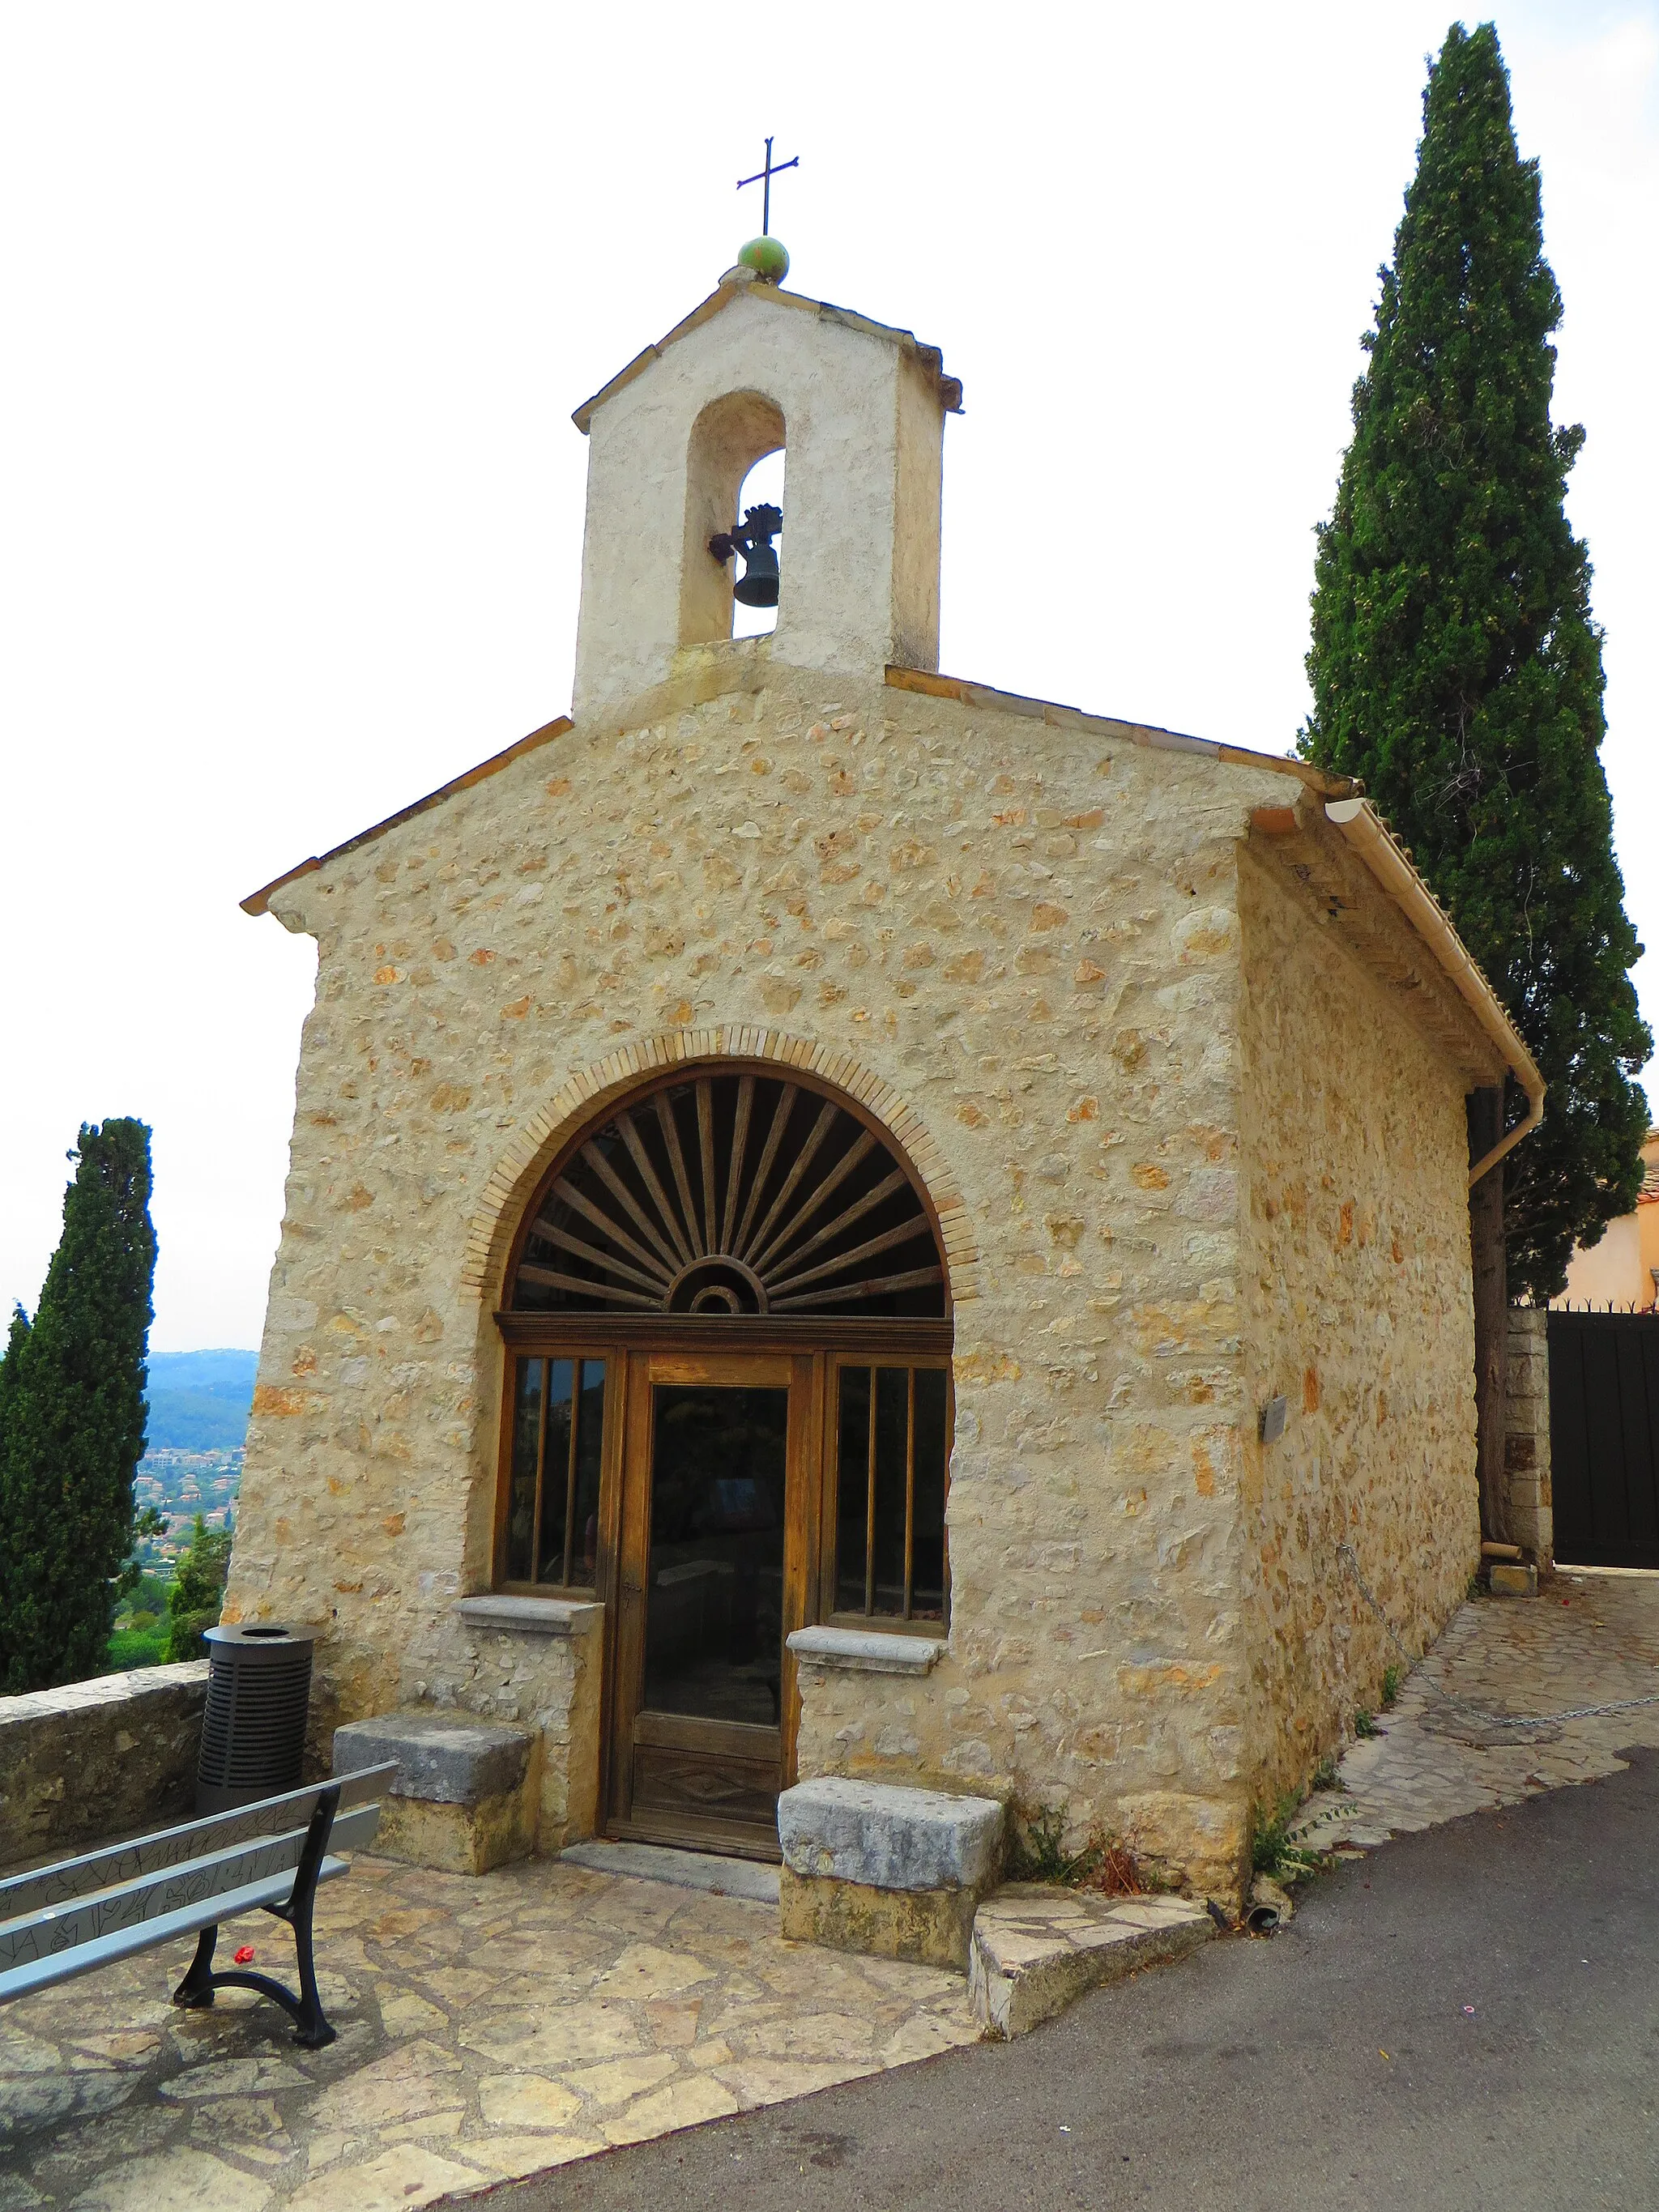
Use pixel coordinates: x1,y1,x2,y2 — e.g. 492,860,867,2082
0,1662,208,1871
227,266,1526,1909
227,654,1506,1903
1503,1307,1554,1562
1235,842,1486,1806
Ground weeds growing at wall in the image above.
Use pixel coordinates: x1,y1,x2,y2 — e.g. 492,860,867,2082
1006,1798,1157,1897
1250,1795,1332,1884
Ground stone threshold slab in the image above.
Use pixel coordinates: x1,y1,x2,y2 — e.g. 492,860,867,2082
969,1883,1214,2038
560,1836,781,1904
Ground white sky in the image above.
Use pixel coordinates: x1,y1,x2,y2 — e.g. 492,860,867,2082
2,1,1654,1353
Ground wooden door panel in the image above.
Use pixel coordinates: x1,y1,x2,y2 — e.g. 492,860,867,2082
633,1711,778,1760
630,1744,782,1831
646,1352,793,1387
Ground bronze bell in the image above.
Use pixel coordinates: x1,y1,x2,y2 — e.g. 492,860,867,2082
710,503,782,609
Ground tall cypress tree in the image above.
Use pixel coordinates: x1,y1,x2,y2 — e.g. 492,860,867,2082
1301,21,1650,1300
0,1121,157,1692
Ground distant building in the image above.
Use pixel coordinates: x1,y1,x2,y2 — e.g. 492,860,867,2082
1555,1128,1659,1310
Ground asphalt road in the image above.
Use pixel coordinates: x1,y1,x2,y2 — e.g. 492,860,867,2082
471,1750,1659,2212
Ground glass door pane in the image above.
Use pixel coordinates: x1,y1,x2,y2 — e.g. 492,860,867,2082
644,1384,790,1726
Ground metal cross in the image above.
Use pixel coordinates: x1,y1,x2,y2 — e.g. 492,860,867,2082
737,136,799,235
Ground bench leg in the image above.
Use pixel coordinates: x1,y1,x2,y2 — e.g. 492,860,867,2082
173,1925,219,2010
165,1787,340,2049
281,1882,332,2049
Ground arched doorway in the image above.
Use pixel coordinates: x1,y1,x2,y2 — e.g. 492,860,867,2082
496,1064,953,1858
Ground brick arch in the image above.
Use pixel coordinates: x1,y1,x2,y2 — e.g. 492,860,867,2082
460,1027,979,1308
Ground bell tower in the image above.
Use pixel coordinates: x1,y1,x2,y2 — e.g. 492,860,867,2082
569,260,962,721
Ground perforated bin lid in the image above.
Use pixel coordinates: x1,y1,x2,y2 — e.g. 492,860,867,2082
203,1622,320,1651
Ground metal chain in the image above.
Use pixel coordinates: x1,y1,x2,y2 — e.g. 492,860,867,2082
1336,1541,1659,1732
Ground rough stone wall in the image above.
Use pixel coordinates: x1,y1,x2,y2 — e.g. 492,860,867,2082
226,651,1456,1899
0,1663,208,1871
1235,843,1482,1807
1504,1308,1554,1562
398,1617,603,1849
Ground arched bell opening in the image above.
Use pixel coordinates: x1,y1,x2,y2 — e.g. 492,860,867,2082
680,390,785,649
727,450,784,639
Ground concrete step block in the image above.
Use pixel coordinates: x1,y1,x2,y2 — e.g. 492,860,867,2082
969,1883,1213,2039
777,1778,1006,1970
1489,1563,1538,1597
778,1777,1003,1891
333,1707,542,1875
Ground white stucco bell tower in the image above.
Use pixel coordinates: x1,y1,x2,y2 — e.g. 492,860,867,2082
569,265,962,721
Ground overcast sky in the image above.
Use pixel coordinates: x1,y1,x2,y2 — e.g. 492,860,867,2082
2,1,1653,1352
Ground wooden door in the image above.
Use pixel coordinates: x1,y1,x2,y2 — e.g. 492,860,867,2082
603,1349,819,1858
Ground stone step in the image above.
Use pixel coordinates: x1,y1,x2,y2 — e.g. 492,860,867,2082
332,1707,540,1876
777,1777,1006,1968
560,1837,780,1903
968,1882,1214,2039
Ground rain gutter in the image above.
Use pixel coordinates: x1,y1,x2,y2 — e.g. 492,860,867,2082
1322,799,1544,1187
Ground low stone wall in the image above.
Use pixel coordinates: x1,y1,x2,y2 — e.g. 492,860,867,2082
0,1661,209,1872
1504,1308,1554,1562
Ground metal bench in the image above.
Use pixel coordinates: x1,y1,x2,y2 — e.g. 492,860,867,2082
0,1760,396,2048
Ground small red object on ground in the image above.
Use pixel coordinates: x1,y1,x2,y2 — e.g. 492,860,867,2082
233,1946,256,1965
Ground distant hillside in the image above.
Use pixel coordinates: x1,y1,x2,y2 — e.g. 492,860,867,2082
143,1349,258,1452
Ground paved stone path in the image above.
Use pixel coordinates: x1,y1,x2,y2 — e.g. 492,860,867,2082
2,1569,1654,2209
1290,1566,1659,1855
0,1854,975,2210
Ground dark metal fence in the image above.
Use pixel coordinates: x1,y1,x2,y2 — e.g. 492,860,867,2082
1547,1309,1659,1569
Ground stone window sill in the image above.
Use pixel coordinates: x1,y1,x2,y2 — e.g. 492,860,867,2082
454,1595,603,1639
787,1626,946,1676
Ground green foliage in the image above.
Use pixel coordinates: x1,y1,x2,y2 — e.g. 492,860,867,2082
1312,1753,1341,1792
115,1504,166,1610
1251,1795,1331,1883
1300,22,1650,1298
119,1571,173,1623
0,1122,158,1693
165,1513,232,1662
1381,1664,1404,1709
1354,1707,1381,1739
107,1625,170,1672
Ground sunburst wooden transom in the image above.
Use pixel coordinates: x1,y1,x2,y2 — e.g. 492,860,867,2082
510,1073,945,1319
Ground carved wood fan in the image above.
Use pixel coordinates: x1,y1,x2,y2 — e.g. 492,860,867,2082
511,1073,945,1318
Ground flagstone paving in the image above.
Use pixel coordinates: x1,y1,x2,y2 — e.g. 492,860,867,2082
3,1569,1656,2207
1290,1566,1659,1856
0,1854,977,2210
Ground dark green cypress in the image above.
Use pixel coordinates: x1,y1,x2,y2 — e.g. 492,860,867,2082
0,1121,157,1692
1301,21,1650,1299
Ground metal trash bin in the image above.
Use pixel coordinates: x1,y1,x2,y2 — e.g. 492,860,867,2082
196,1623,318,1814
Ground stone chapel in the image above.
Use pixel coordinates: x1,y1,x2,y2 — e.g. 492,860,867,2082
228,254,1541,1905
